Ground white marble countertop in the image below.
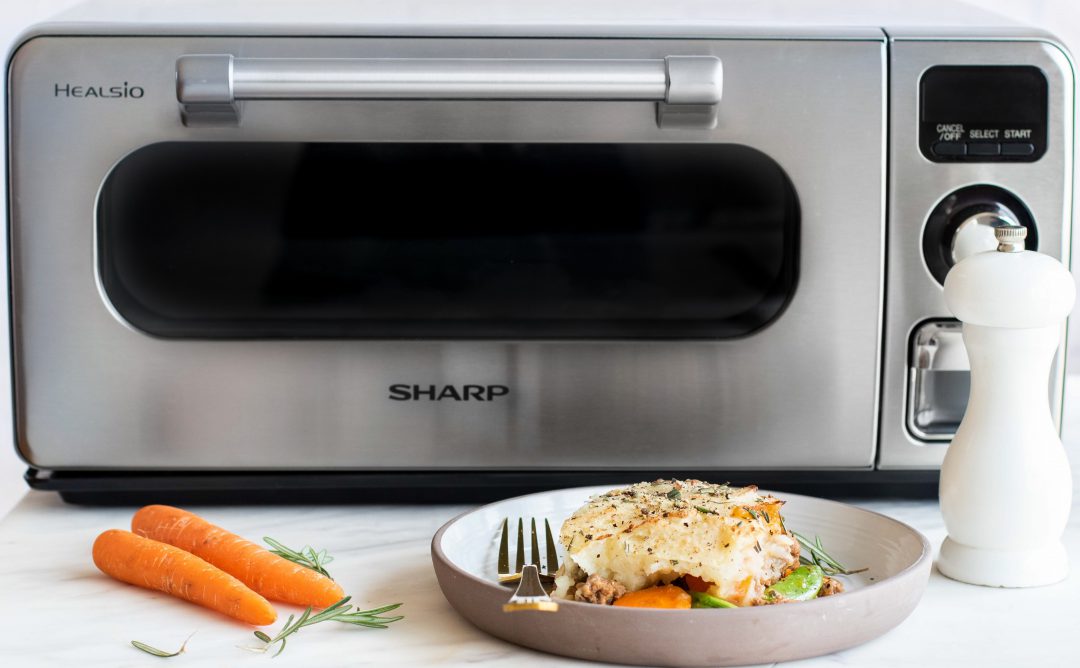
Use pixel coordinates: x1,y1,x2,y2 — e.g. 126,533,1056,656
0,490,1076,668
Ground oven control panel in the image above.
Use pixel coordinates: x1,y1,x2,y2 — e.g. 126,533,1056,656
919,65,1048,162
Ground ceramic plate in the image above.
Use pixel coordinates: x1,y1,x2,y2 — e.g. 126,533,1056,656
432,486,932,667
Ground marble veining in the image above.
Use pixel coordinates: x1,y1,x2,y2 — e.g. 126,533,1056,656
0,490,1076,667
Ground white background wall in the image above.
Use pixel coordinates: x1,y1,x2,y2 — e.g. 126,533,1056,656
0,0,1078,514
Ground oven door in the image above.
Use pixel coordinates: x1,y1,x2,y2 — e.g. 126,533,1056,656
8,35,885,470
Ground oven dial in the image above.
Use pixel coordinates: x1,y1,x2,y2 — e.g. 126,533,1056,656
923,185,1037,285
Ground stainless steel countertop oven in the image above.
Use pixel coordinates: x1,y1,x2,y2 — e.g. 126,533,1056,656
5,0,1073,502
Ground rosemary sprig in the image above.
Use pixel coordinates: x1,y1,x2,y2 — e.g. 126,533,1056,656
131,632,194,658
264,537,334,579
248,596,403,657
791,530,868,576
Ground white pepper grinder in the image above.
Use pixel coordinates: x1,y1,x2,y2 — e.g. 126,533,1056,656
938,224,1075,587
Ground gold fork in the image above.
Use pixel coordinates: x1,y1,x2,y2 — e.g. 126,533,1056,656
503,564,559,613
497,517,560,585
498,517,560,613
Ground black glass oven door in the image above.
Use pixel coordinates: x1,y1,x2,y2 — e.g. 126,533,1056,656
98,142,799,339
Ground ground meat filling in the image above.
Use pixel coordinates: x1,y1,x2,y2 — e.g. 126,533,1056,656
574,574,627,605
819,576,844,597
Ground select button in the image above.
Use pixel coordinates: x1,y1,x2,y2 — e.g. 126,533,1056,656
1001,142,1036,156
932,141,967,157
967,141,1001,156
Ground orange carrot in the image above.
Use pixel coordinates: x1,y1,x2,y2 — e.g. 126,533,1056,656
132,505,345,608
92,529,277,626
612,585,692,609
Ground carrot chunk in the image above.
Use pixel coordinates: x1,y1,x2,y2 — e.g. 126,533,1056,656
93,529,277,626
132,505,345,608
612,585,692,609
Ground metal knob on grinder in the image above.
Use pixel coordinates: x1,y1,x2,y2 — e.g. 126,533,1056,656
994,224,1027,253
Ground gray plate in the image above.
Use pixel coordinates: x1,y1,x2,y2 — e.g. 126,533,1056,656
431,486,932,667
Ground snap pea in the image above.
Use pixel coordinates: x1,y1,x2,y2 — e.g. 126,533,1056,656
690,591,738,609
764,564,824,602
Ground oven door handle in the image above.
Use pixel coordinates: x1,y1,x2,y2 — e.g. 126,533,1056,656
175,54,722,128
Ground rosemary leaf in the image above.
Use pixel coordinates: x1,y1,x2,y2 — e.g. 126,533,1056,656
250,596,404,656
264,536,335,579
791,531,868,576
349,602,404,616
131,642,178,658
131,632,193,658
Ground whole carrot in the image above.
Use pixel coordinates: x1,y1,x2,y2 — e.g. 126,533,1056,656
132,505,345,608
93,529,277,626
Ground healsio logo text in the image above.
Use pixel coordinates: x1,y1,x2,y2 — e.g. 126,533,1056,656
53,82,144,99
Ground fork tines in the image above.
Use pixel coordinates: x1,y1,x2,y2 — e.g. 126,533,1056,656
498,516,560,583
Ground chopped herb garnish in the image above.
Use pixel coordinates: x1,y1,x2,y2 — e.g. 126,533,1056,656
744,507,759,520
695,506,718,515
667,489,682,500
762,511,771,523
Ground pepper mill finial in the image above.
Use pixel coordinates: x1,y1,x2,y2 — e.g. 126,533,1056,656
938,223,1075,587
993,224,1027,253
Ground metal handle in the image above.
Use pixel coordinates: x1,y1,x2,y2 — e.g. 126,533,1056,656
912,321,968,372
176,54,722,128
908,321,970,442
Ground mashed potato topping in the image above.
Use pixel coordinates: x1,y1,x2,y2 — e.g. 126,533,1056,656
553,479,800,606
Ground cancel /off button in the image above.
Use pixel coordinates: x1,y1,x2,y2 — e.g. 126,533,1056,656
932,141,966,157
